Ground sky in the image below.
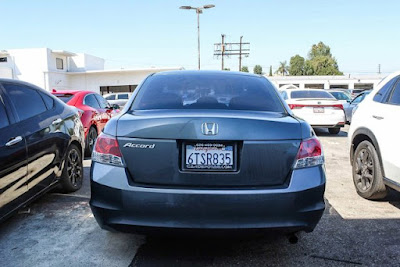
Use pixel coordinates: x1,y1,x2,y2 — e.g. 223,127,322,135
2,0,400,74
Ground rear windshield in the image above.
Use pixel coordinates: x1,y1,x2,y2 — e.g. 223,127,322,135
131,73,285,112
291,90,334,99
54,94,74,103
330,92,351,101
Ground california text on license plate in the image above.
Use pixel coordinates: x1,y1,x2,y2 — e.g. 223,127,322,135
185,143,234,170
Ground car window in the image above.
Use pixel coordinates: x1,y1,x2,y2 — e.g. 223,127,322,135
3,83,47,121
388,81,400,105
40,92,55,110
53,93,74,103
331,92,350,101
84,94,101,109
0,96,9,129
131,73,286,112
373,76,398,103
290,90,335,99
352,93,368,104
118,94,129,100
105,95,115,100
94,94,110,109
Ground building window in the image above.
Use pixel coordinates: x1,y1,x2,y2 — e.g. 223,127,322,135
56,58,64,70
0,57,7,62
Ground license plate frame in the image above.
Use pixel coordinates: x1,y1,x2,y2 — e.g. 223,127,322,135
313,107,325,113
182,142,237,172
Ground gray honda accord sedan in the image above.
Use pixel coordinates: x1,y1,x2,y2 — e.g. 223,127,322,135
90,71,325,235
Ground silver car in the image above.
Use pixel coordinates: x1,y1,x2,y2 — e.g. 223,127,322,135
90,71,326,237
345,91,371,123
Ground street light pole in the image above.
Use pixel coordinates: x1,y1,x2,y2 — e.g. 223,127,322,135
180,5,215,70
197,9,200,70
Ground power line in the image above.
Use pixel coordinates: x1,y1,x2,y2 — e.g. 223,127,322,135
214,34,250,70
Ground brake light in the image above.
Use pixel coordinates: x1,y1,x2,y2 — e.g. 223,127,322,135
294,136,324,169
92,133,124,167
288,104,305,109
331,104,344,110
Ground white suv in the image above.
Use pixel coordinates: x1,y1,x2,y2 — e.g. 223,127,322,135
349,71,400,199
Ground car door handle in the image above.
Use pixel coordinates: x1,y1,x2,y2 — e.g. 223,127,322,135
52,118,63,125
372,115,384,120
5,136,23,147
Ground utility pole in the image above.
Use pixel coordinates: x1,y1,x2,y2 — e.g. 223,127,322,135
214,35,250,71
378,64,381,74
221,34,225,70
239,36,243,71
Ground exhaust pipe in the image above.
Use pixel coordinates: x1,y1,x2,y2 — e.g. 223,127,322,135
288,233,299,244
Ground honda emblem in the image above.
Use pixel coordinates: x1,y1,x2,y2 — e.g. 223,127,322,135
201,122,218,135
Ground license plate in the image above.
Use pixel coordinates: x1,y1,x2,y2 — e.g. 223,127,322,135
313,107,325,113
185,143,234,170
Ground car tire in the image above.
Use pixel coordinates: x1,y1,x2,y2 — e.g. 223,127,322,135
352,140,387,200
85,126,97,156
59,144,83,193
328,128,340,134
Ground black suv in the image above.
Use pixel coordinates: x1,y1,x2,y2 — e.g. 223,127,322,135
0,79,85,222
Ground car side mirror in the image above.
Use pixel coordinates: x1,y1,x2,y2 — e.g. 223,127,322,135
347,100,351,103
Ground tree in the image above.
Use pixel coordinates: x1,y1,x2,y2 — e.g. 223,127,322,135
241,66,249,73
269,65,273,76
223,68,230,71
308,41,332,59
289,55,305,76
275,61,288,76
306,41,342,75
253,65,263,75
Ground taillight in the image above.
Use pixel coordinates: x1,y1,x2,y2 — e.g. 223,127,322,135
288,104,305,109
331,104,344,110
294,136,324,169
92,133,124,167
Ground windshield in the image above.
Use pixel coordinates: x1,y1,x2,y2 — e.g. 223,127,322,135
290,90,335,99
330,92,351,101
131,73,285,112
53,94,74,103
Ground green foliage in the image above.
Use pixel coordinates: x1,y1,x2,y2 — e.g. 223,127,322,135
289,55,305,76
223,68,230,71
241,66,249,73
253,65,263,74
275,61,288,76
269,65,273,76
283,41,343,76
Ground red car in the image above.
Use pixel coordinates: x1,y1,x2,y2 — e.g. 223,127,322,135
52,90,115,155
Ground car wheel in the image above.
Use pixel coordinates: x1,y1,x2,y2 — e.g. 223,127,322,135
60,144,83,193
85,126,97,156
328,128,340,134
352,140,387,200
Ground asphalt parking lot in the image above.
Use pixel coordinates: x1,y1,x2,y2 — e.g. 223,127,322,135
1,125,400,267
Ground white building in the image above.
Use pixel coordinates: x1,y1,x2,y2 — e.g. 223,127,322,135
268,74,386,90
0,48,183,94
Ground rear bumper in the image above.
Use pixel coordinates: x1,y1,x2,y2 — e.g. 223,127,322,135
90,163,326,233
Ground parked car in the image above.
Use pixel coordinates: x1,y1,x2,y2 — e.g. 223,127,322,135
281,89,345,134
329,90,352,104
0,79,85,222
349,71,400,199
51,90,115,155
349,88,368,99
344,91,371,124
104,93,132,108
90,71,326,237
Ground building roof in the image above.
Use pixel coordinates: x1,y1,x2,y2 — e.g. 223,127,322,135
51,50,77,57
